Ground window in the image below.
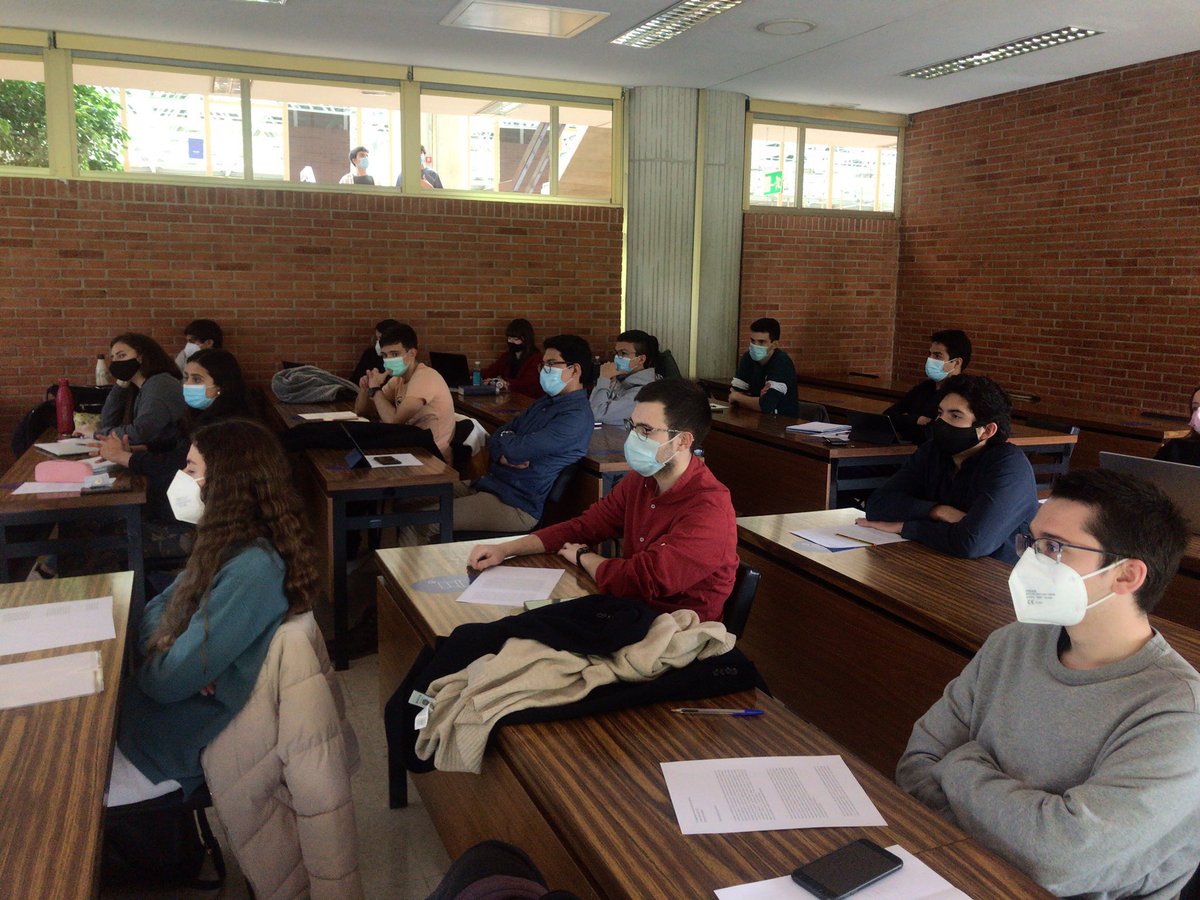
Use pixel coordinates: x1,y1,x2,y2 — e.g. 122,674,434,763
0,54,48,169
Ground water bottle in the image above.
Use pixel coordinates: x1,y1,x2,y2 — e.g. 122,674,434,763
95,353,110,386
472,360,482,387
56,378,75,435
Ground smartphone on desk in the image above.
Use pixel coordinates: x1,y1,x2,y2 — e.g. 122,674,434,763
823,435,851,446
791,839,902,899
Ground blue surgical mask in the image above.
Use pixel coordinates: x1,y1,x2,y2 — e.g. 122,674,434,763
357,155,369,170
623,431,680,477
540,366,567,396
383,356,409,377
614,355,632,373
748,343,769,363
925,357,951,382
182,384,215,410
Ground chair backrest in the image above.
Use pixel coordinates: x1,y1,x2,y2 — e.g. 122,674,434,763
450,417,477,477
721,562,761,637
1024,418,1081,482
796,401,829,423
656,349,683,380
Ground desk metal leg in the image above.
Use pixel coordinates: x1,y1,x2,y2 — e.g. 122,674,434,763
332,497,350,671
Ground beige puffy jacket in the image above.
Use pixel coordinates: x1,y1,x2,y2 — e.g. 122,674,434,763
201,612,362,899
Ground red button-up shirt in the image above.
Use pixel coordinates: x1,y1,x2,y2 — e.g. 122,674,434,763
535,457,738,621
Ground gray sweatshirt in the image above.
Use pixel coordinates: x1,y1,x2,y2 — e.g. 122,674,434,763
589,367,658,426
99,372,188,445
897,623,1200,899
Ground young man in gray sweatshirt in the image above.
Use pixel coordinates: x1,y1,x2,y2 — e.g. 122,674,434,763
897,469,1200,900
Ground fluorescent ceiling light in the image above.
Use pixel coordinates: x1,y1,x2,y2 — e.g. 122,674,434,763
611,0,743,49
900,26,1101,79
442,0,608,39
477,100,522,116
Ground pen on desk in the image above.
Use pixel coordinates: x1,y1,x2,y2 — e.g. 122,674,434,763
833,532,872,546
673,707,764,717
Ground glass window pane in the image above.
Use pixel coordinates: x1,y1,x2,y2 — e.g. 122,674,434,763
748,122,797,207
0,56,49,169
557,105,612,201
802,127,897,212
249,78,400,185
422,94,551,194
73,64,242,178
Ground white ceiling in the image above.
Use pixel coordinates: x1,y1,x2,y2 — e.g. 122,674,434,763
4,0,1200,114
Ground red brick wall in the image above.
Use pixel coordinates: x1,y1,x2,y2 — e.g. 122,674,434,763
0,178,622,462
896,50,1200,415
738,213,899,374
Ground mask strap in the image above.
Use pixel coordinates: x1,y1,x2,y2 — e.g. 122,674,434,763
1079,557,1127,612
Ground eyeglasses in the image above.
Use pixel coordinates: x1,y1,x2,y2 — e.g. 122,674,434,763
623,418,679,442
539,360,570,373
1014,528,1111,564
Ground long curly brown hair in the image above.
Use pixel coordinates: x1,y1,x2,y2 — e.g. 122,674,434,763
145,418,321,658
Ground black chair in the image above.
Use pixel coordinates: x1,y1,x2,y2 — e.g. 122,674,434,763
721,562,761,637
656,349,683,380
1024,417,1080,487
796,401,830,423
453,461,582,542
103,784,227,891
450,417,480,480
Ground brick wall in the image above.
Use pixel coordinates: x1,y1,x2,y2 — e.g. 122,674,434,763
896,50,1200,415
0,178,622,462
738,213,899,375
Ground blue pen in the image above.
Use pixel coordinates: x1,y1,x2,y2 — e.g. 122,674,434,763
673,707,764,717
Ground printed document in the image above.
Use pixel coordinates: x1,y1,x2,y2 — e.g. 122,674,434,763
456,567,564,608
0,595,115,656
791,524,907,550
785,422,851,435
366,453,422,468
34,438,93,456
12,481,85,495
0,651,104,709
297,411,366,422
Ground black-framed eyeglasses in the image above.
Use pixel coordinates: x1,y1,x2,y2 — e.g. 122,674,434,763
539,360,570,373
1014,527,1111,564
623,418,679,442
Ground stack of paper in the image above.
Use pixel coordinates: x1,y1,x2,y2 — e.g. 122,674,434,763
297,411,368,422
791,524,907,550
0,596,116,710
366,453,422,468
0,652,105,710
34,438,93,457
456,567,564,608
785,422,851,436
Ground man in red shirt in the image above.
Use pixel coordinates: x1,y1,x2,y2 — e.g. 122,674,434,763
467,380,738,621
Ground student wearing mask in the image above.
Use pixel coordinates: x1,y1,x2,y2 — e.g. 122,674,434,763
1154,385,1200,466
885,329,972,443
453,335,594,533
173,319,223,374
727,317,799,416
338,146,373,185
469,380,737,620
108,419,322,806
858,374,1038,563
897,469,1200,899
354,323,455,463
94,333,188,447
350,317,400,384
482,318,544,398
590,329,660,426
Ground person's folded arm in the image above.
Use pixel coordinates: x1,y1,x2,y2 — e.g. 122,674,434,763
496,407,590,465
864,447,939,522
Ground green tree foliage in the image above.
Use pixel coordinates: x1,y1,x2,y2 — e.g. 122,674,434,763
0,80,129,170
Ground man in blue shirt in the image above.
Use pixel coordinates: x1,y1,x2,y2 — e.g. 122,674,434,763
858,375,1038,563
453,334,595,532
727,317,800,416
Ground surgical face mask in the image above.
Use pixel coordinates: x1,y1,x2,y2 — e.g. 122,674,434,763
540,366,568,396
925,357,951,382
182,341,201,360
108,358,141,382
1190,407,1200,433
167,469,205,525
614,355,632,373
374,340,382,356
748,343,770,363
1008,548,1124,625
357,155,369,170
623,431,680,477
183,384,216,410
383,356,409,377
931,417,982,456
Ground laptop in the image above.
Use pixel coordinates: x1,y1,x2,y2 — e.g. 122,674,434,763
429,351,472,388
847,411,907,445
1098,452,1200,532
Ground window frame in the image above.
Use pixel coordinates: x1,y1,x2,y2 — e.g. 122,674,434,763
0,38,52,175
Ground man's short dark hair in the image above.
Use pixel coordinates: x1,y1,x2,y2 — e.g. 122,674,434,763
931,329,972,368
939,374,1012,444
543,334,591,371
350,146,368,163
185,319,223,348
637,379,712,446
375,318,400,335
379,323,419,351
750,317,781,342
1050,469,1188,614
618,329,659,368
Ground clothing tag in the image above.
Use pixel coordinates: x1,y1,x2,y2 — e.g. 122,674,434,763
414,707,430,730
409,690,435,708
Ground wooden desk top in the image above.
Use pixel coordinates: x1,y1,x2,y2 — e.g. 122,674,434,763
261,393,357,432
0,441,146,512
0,572,132,899
303,447,457,494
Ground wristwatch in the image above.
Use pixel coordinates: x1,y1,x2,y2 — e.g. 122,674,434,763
368,386,381,397
575,547,591,568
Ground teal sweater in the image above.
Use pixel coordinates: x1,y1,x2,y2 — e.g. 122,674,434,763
117,542,289,794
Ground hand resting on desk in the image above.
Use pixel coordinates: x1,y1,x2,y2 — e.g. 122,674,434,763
855,518,905,534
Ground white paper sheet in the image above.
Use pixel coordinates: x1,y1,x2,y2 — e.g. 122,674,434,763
661,755,886,835
714,845,969,900
34,439,93,456
785,422,851,435
0,596,115,656
791,525,907,550
0,651,104,709
366,453,422,468
11,481,84,495
296,410,366,422
456,566,564,608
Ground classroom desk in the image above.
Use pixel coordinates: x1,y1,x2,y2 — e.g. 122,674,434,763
734,508,1200,777
703,407,1077,517
0,571,132,899
259,392,357,431
0,440,146,610
1158,534,1200,631
374,543,1050,899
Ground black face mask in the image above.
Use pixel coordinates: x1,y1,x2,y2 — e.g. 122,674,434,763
109,358,141,382
931,417,982,456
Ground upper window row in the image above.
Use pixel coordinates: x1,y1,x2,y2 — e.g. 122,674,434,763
0,53,615,202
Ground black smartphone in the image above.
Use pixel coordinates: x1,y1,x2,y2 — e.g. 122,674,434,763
823,435,851,446
791,839,902,899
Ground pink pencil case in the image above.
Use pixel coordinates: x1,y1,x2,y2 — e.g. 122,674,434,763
35,460,92,482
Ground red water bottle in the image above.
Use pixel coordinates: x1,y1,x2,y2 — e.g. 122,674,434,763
56,378,75,435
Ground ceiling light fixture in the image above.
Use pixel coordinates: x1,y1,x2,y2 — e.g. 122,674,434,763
755,20,815,37
611,0,743,49
900,26,1101,79
442,0,608,39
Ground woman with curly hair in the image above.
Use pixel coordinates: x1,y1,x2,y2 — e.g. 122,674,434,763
108,418,322,805
94,332,188,446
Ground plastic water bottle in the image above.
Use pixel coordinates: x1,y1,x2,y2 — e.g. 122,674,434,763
56,378,75,435
472,360,482,387
95,353,110,386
